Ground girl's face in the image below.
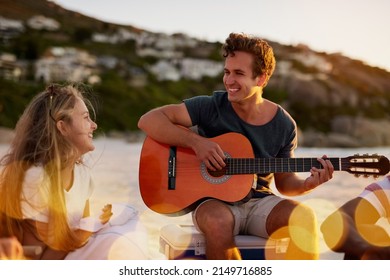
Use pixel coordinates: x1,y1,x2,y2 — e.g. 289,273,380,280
58,97,97,157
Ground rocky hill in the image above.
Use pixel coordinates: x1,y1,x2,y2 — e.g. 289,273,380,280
1,0,390,147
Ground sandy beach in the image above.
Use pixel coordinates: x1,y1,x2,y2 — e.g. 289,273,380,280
88,137,389,259
1,136,389,260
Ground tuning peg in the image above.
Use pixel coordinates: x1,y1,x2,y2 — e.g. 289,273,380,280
354,174,360,178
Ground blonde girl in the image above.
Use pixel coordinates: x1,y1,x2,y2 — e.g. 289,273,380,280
0,84,111,259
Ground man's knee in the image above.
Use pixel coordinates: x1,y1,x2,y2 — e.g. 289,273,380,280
195,200,234,234
267,200,317,235
293,203,317,228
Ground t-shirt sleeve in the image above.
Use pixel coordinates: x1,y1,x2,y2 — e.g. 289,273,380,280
183,95,214,126
21,167,50,223
275,107,298,158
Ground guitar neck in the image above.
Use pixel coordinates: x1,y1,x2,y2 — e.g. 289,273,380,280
225,157,341,174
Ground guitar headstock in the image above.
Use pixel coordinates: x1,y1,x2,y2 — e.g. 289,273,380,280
344,154,390,178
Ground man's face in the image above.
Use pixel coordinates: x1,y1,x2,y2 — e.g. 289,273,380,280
223,51,261,103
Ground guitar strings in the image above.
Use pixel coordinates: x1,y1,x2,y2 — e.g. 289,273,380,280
174,157,383,176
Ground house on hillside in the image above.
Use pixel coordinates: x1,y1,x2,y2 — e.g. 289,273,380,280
180,58,223,80
149,60,180,81
0,53,26,81
0,16,24,43
35,47,98,83
292,50,333,74
27,15,60,31
149,57,223,81
92,28,139,44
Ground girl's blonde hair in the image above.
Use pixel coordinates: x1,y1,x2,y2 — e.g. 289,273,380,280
0,83,96,252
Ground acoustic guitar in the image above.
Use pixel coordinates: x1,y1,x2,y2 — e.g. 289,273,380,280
139,132,390,215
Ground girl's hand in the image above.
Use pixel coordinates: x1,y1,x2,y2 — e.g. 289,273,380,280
0,237,24,260
99,204,113,224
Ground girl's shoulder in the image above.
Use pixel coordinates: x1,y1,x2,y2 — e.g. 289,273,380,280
24,165,45,185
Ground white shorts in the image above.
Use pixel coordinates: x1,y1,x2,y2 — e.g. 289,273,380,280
192,195,285,238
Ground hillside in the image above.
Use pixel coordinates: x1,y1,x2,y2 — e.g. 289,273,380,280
1,0,390,147
0,0,142,31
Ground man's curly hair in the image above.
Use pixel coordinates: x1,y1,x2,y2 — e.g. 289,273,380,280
222,32,276,87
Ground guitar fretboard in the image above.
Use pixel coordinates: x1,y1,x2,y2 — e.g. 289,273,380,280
225,157,341,174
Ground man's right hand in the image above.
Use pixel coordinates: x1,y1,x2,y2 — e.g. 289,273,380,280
192,137,226,171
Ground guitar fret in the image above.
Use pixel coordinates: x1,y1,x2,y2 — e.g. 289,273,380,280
226,156,384,176
201,156,356,205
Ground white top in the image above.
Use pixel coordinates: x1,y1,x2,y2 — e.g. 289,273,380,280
21,164,94,229
20,163,150,260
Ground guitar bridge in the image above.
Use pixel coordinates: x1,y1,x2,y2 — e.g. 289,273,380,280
168,146,176,190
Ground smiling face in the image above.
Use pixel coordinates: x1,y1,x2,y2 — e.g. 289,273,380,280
223,51,264,104
57,97,97,158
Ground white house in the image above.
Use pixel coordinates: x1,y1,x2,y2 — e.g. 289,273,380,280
35,47,98,83
149,60,181,81
180,58,223,80
27,15,60,31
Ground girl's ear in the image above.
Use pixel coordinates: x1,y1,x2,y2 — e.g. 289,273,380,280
56,120,68,136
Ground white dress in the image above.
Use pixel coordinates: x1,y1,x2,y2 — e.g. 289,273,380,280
21,164,149,260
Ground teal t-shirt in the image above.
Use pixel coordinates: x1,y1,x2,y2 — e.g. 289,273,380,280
184,90,297,195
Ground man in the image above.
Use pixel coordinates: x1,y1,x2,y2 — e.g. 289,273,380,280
321,175,390,259
138,32,334,259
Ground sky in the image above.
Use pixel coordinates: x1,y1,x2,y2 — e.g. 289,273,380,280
52,0,390,72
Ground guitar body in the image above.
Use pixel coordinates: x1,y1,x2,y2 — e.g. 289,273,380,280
139,133,255,215
139,132,390,215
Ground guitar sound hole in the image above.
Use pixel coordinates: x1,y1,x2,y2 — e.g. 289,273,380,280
200,152,231,184
208,167,227,177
